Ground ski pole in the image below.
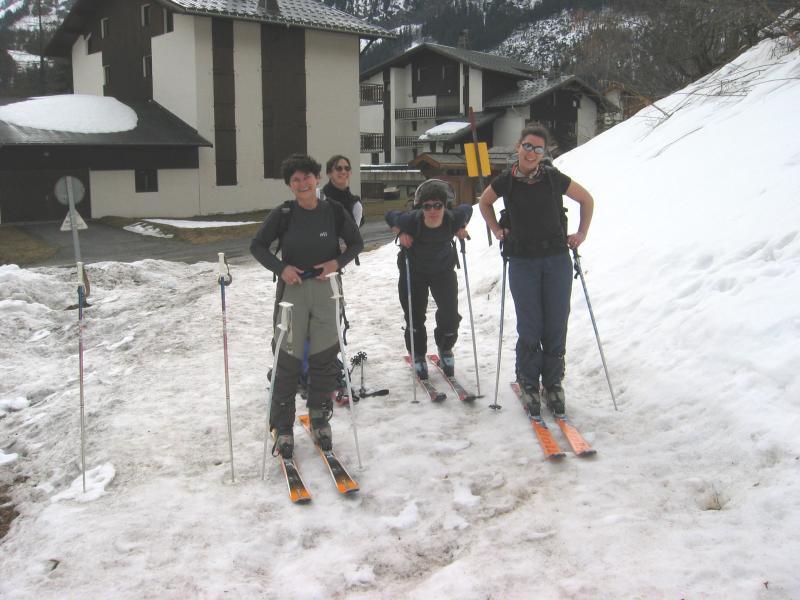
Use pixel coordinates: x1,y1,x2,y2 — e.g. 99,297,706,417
217,253,235,483
490,252,508,411
327,273,363,469
403,249,418,404
262,301,293,480
350,352,390,398
76,261,87,492
459,238,481,396
572,248,618,411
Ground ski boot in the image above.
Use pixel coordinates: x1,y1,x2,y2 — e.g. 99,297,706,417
438,349,455,378
309,408,333,451
271,428,294,459
518,383,541,417
413,356,429,380
544,383,566,417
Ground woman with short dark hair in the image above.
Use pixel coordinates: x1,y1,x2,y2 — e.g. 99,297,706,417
250,154,363,458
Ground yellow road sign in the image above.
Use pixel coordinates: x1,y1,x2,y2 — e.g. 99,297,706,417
464,142,491,177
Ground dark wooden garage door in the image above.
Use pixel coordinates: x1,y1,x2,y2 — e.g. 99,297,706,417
0,170,92,223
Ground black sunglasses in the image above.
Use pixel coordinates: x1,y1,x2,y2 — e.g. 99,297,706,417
422,202,444,211
520,142,545,154
334,165,352,172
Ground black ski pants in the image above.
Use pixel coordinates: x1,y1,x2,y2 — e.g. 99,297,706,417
398,264,461,359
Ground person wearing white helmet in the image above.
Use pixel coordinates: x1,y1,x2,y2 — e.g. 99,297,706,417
385,179,472,380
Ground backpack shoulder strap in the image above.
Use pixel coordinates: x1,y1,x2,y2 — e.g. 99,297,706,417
542,165,567,238
326,196,346,236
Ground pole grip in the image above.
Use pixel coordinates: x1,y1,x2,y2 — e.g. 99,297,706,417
278,301,292,330
326,271,342,299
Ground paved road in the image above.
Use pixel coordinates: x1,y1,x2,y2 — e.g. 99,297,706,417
16,218,396,268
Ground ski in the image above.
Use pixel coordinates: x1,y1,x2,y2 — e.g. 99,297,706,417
298,414,359,495
404,355,446,402
427,354,476,402
551,415,597,457
510,382,565,459
278,455,312,504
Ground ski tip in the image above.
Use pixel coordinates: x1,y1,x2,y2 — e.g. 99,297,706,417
577,449,598,457
546,452,567,460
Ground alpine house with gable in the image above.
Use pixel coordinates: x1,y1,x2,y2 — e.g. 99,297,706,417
359,42,616,167
31,0,391,219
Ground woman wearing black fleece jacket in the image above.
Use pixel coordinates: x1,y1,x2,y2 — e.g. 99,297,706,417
385,180,472,380
250,154,363,459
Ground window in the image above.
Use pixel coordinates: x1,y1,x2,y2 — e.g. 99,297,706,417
103,65,111,86
85,32,97,54
100,17,110,39
135,169,158,193
141,4,151,27
164,9,174,32
411,120,417,132
142,55,152,79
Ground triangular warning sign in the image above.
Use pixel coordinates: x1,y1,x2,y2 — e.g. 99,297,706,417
61,210,88,231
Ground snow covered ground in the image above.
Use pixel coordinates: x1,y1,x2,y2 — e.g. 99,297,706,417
1,37,799,598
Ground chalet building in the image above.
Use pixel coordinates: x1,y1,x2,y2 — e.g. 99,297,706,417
359,43,617,166
0,0,391,222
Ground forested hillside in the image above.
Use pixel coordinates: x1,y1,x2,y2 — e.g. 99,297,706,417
0,0,797,101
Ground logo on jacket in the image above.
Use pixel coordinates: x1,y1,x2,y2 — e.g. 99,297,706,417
319,232,328,237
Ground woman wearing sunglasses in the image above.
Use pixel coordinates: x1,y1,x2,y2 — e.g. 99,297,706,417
250,154,364,458
323,155,364,228
478,124,594,418
385,179,472,380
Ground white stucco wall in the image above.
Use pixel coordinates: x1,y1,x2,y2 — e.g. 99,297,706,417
576,94,597,146
191,18,287,214
89,169,201,218
306,30,360,194
493,108,526,148
152,14,199,128
469,67,482,112
70,35,104,95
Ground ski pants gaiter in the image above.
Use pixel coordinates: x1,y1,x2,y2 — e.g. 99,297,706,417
398,264,461,359
270,278,341,432
508,252,572,389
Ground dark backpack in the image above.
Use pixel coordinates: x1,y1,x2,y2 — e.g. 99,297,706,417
498,165,568,253
271,197,352,280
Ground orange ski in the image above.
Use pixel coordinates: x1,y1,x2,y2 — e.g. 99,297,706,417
277,456,311,504
298,414,359,495
554,417,597,457
510,383,565,459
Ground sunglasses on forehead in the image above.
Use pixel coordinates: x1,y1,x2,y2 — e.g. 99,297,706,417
520,142,546,154
334,164,352,172
422,202,444,211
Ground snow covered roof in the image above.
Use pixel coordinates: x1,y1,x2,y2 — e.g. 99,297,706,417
416,111,502,143
0,96,211,147
46,0,393,56
485,75,619,113
361,42,539,80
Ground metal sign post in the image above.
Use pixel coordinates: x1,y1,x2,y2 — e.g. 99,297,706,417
468,107,493,246
55,175,87,264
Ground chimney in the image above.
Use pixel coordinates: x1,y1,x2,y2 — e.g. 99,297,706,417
260,0,279,13
457,29,469,49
